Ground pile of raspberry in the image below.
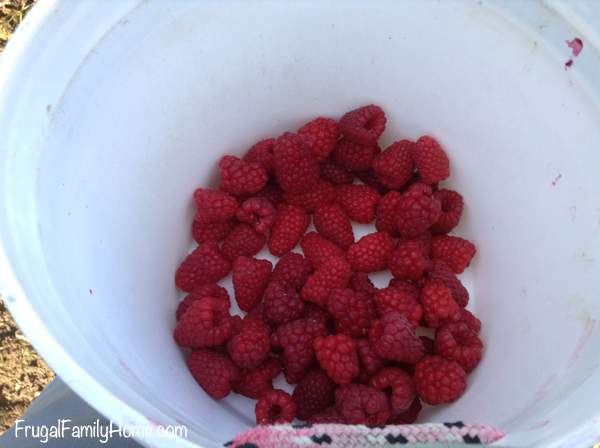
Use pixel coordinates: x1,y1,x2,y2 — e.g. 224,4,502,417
174,105,483,426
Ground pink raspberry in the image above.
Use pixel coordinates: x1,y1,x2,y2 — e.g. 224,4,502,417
221,223,266,261
174,298,233,348
301,257,352,307
396,185,442,239
421,281,462,328
219,155,268,196
314,334,359,385
460,309,482,334
193,189,238,223
388,240,432,281
412,136,450,184
263,280,305,325
336,184,381,223
232,256,272,312
431,189,464,234
283,180,335,213
255,389,296,425
188,349,239,399
339,104,387,146
327,288,375,338
333,139,379,172
320,160,354,185
349,272,378,297
431,235,477,274
271,252,312,289
175,243,232,292
335,384,390,425
435,322,483,372
369,312,424,363
233,358,282,399
427,260,469,307
298,117,340,161
346,231,395,273
356,338,383,379
273,132,320,193
236,197,276,234
375,191,402,236
268,204,310,256
300,232,345,270
176,283,230,320
292,368,336,420
370,367,415,414
313,203,355,249
372,140,415,189
244,138,275,175
414,355,466,405
374,287,422,327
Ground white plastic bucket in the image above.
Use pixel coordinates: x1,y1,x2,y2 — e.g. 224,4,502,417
1,1,600,447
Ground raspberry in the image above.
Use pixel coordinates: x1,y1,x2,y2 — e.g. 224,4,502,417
346,231,395,273
369,312,424,363
313,203,354,249
175,243,231,292
309,407,345,424
333,139,379,172
355,169,389,194
431,189,464,234
349,272,378,297
300,232,345,269
283,180,335,213
391,397,422,424
188,349,239,399
413,231,433,255
314,334,359,385
373,287,422,327
460,309,482,334
388,278,420,301
320,160,354,185
413,136,450,184
388,240,432,281
356,338,383,378
298,117,340,161
427,260,469,307
301,257,352,307
375,191,402,236
271,318,328,383
431,235,476,274
263,280,305,325
221,223,266,261
421,281,461,328
236,197,276,234
336,184,381,223
302,303,331,326
420,336,435,355
244,138,275,175
327,289,375,338
255,389,296,425
219,155,268,196
435,322,483,372
339,104,387,146
273,132,320,193
292,368,336,420
192,219,234,244
396,185,441,239
370,367,415,414
233,358,282,399
268,204,310,256
372,140,415,190
232,256,272,312
271,252,312,289
227,317,271,369
254,183,283,205
176,283,230,320
414,355,467,405
335,384,390,425
174,298,233,348
193,189,238,223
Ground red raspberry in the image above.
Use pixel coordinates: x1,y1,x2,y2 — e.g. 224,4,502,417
349,272,378,297
460,309,482,334
413,136,450,184
313,203,354,249
431,235,476,274
369,312,424,363
232,256,272,312
221,223,266,261
396,185,442,239
300,232,345,269
320,160,354,185
391,397,422,424
244,138,275,175
302,303,331,326
373,140,415,190
355,169,389,194
309,407,345,424
314,334,359,385
268,205,310,256
414,355,466,405
219,155,268,196
176,283,230,320
174,298,233,348
356,338,383,378
374,287,422,327
271,318,328,383
435,322,483,372
388,278,420,301
327,288,375,338
431,189,464,234
335,384,390,425
370,367,415,414
333,139,379,172
193,189,238,223
339,104,387,146
413,231,433,255
292,368,336,420
298,117,340,161
263,280,305,325
188,349,239,399
192,219,234,244
346,231,395,273
301,257,352,307
236,197,276,234
420,336,435,355
227,317,271,369
388,240,432,281
283,180,335,213
375,191,402,236
175,243,232,292
273,132,320,193
255,389,296,425
427,260,469,307
233,358,282,399
254,183,283,205
336,184,381,223
272,252,312,289
421,281,462,328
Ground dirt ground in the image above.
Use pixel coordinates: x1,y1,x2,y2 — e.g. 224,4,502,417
0,0,54,436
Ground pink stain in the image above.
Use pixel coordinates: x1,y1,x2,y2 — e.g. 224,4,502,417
566,38,584,57
535,373,558,399
568,316,596,367
552,173,562,186
527,420,549,431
